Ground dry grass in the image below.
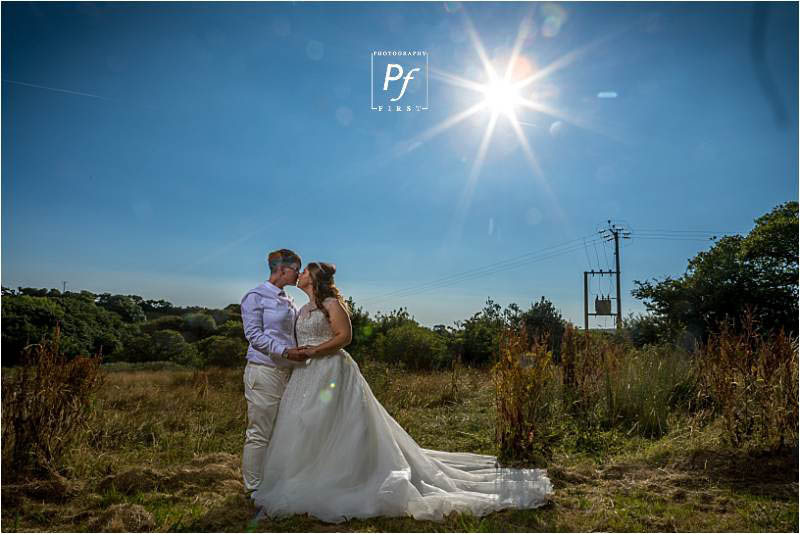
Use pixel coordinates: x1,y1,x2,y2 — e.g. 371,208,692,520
493,329,562,463
1,358,797,532
694,312,799,449
1,325,103,479
494,324,695,468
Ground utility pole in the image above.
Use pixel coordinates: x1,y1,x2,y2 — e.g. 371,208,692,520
600,221,630,330
583,271,588,331
615,231,621,329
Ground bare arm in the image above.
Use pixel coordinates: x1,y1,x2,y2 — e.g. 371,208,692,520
306,298,352,358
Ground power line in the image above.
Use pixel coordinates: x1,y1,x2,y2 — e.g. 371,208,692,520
632,230,725,237
363,238,606,305
628,228,740,243
582,237,592,270
635,233,720,237
631,236,718,242
582,237,596,297
362,236,605,306
633,228,741,234
385,240,603,302
592,240,601,271
359,227,741,310
359,233,599,305
600,241,613,294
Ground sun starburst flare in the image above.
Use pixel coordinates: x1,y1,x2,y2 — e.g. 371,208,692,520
482,78,522,117
431,9,576,244
402,7,629,248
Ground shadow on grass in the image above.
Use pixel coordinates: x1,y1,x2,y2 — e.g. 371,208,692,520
670,446,799,501
184,497,557,533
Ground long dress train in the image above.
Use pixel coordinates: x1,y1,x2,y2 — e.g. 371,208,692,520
252,299,553,523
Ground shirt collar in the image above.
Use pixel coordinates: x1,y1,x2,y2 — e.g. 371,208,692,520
263,281,283,295
264,281,294,301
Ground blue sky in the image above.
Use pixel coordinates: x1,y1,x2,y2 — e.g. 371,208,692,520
2,1,797,328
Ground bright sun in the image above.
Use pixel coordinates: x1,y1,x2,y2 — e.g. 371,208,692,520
482,79,521,116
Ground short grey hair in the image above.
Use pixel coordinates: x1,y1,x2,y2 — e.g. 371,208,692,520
267,249,301,274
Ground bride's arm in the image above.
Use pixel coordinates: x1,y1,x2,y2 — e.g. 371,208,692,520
306,299,352,358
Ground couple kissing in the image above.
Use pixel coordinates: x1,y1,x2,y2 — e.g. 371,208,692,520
240,248,552,523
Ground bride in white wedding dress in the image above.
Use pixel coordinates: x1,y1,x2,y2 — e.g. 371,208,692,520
251,262,553,523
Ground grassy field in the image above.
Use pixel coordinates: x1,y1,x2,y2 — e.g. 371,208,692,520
1,361,797,532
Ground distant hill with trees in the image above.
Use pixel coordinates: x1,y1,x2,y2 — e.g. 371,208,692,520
2,201,795,369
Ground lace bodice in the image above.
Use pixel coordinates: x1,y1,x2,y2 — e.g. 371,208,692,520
283,298,353,413
296,300,336,346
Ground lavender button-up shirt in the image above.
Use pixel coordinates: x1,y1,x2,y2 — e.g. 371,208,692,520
240,281,298,367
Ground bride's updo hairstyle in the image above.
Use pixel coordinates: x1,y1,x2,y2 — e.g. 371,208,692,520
307,262,351,321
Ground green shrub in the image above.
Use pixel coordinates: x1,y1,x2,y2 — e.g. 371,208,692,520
119,330,198,366
216,320,245,341
115,333,154,363
520,296,565,362
208,308,231,327
382,324,450,370
182,313,217,341
95,293,146,323
459,299,508,366
373,307,416,334
460,313,500,366
140,315,184,334
345,297,374,360
196,335,247,367
1,295,65,365
623,311,687,348
152,330,200,367
1,294,127,364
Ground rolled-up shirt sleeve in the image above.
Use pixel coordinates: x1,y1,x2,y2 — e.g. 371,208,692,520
241,293,290,357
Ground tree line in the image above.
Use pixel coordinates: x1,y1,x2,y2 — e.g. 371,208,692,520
2,201,795,369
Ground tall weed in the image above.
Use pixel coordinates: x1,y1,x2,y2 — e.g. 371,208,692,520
493,329,561,463
560,325,691,437
1,325,103,478
604,344,692,437
694,312,799,449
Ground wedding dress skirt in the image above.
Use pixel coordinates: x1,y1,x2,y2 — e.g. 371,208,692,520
252,300,553,523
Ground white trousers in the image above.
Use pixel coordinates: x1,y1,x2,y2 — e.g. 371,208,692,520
242,362,291,492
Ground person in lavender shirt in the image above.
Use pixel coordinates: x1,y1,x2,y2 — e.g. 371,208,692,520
240,248,307,496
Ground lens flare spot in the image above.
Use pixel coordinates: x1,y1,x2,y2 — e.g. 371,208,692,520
336,106,353,126
306,40,324,61
524,207,543,225
272,18,291,37
330,382,336,388
541,3,567,38
510,56,535,83
493,53,535,84
549,120,564,137
319,389,333,404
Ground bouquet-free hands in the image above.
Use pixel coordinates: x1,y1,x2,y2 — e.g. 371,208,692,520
287,345,315,361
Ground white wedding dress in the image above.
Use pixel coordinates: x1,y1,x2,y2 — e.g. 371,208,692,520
252,299,553,523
